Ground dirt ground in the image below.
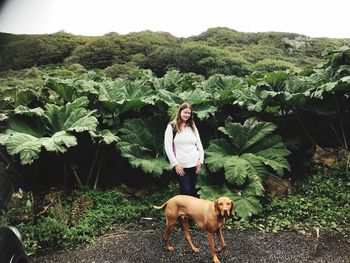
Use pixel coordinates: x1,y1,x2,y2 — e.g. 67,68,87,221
30,224,350,263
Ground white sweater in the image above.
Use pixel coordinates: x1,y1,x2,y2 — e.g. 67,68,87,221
164,123,204,168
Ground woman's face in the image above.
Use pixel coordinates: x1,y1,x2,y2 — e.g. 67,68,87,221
180,107,192,123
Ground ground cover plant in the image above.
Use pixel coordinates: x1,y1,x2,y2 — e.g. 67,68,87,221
1,184,179,254
240,160,350,237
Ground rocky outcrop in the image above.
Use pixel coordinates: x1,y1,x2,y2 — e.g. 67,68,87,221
282,36,312,53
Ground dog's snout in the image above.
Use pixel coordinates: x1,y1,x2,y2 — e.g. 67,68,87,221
221,208,230,216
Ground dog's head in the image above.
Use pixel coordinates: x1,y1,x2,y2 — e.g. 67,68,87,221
214,197,234,217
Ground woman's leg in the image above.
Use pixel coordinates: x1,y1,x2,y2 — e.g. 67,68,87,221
176,167,197,197
188,168,198,198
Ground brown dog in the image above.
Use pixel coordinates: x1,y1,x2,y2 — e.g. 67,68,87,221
153,195,234,263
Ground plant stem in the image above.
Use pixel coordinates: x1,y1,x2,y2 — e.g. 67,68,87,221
328,123,343,147
114,155,123,185
93,154,103,189
334,94,348,150
294,110,317,146
87,143,100,186
72,168,82,188
63,163,67,186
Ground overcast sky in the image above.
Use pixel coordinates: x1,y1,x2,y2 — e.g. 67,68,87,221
0,0,349,38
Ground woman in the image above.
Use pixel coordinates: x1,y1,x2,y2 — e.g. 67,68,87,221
164,102,204,197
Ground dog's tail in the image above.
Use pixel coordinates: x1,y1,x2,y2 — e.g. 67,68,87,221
153,202,167,210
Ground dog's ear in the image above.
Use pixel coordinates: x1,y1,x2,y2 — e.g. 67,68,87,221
230,201,235,217
214,200,220,216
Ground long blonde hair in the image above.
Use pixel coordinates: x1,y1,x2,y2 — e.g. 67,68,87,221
171,102,196,133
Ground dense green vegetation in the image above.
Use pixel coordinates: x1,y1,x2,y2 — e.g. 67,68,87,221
0,28,349,255
0,28,339,78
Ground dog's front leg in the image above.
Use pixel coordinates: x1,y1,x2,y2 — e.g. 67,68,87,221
207,232,221,263
216,228,227,253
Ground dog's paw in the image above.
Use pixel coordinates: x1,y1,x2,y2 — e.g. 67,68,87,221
167,246,174,252
217,245,227,253
192,247,200,253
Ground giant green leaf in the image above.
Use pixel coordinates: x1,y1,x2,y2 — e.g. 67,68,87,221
89,129,120,145
205,138,233,172
0,88,37,108
223,156,251,185
197,183,236,201
45,77,76,102
43,97,97,133
232,193,262,219
179,88,211,105
98,78,155,114
192,103,217,120
0,129,77,165
14,105,44,117
63,109,97,132
117,115,169,176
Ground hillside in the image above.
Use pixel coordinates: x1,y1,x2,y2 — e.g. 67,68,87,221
0,27,343,79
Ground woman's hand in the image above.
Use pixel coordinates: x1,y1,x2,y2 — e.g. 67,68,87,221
195,163,201,174
175,164,185,176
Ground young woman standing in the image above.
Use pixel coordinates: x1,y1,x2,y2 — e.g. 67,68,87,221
164,103,204,197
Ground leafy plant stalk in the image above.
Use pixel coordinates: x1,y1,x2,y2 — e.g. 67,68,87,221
333,94,348,150
328,123,345,146
71,166,82,188
87,143,101,186
294,109,317,146
93,152,104,189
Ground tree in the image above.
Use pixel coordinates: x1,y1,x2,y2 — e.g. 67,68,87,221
138,46,179,77
175,43,251,77
0,33,78,70
65,37,121,69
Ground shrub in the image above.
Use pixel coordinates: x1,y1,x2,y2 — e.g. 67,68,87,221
245,161,350,238
255,58,298,72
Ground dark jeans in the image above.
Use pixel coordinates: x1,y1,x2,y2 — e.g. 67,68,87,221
174,167,198,197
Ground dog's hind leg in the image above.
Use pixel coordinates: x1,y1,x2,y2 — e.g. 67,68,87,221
180,217,200,253
163,221,176,252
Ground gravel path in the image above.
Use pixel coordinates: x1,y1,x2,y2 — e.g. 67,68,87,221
30,226,350,263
